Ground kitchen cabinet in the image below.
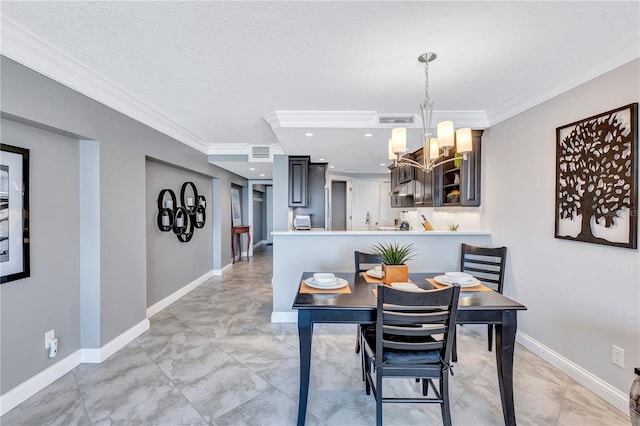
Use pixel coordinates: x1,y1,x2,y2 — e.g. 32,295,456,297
412,147,434,207
288,156,309,207
433,130,482,206
292,162,327,228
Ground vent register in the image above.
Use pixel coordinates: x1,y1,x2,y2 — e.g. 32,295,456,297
378,115,415,125
249,145,272,162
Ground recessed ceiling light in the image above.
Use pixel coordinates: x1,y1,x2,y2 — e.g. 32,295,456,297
364,133,373,137
379,163,386,166
329,165,335,169
260,173,265,177
305,132,313,137
319,158,325,161
249,167,256,171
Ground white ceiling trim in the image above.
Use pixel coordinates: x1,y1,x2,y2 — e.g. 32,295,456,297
263,111,378,129
207,142,284,156
264,110,489,130
0,15,211,153
487,33,640,126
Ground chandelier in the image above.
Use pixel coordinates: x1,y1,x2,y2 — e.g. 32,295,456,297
388,52,472,172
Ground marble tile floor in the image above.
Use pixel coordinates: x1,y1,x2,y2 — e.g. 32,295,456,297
2,245,630,425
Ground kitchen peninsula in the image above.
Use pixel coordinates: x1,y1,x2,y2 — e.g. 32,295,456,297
270,229,491,322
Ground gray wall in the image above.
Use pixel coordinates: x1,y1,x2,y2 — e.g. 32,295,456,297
0,57,247,394
145,160,213,307
272,155,290,231
0,119,81,393
482,58,639,396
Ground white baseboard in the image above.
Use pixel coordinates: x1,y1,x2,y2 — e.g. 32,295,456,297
271,311,298,323
0,350,82,416
0,318,149,416
213,263,233,276
516,332,629,415
146,270,214,318
253,240,267,248
81,319,150,363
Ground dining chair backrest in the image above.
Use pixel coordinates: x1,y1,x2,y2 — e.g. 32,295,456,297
354,251,382,272
460,244,507,293
375,284,460,368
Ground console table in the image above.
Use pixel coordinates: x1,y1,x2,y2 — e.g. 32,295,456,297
231,225,251,263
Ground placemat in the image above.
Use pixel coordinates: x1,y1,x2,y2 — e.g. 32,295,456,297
300,279,352,294
426,278,491,292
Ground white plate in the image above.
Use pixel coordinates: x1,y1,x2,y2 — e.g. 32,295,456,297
433,275,481,288
366,269,383,278
305,277,348,290
390,282,419,290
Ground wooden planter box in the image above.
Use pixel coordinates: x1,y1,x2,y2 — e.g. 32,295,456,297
382,263,409,285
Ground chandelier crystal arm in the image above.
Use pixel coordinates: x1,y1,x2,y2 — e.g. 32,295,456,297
395,153,467,173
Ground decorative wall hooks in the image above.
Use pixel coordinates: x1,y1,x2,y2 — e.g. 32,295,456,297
157,182,206,242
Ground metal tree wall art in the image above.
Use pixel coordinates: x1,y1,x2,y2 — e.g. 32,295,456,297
555,103,637,249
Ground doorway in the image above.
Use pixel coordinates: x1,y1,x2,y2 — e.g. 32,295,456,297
331,181,347,230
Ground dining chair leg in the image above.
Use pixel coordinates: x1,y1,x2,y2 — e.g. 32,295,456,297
422,378,429,396
376,372,383,426
355,325,361,353
440,374,452,426
487,324,494,352
451,328,458,362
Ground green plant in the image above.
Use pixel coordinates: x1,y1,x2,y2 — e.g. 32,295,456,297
454,152,463,168
370,242,417,265
446,220,459,232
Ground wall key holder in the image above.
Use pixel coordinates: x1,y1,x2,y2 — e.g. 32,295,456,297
156,182,206,242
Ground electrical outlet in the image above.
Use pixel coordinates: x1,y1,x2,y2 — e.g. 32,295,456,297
45,329,55,349
612,345,624,368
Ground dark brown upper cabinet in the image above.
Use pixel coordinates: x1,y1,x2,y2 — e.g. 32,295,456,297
433,130,482,206
288,156,310,207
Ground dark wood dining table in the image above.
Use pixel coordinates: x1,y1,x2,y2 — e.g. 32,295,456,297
292,271,527,426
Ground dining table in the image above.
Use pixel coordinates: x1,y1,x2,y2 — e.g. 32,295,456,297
292,271,527,426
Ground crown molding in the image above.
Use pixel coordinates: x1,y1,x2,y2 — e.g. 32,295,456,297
207,142,285,156
264,110,489,130
0,16,211,153
431,111,490,129
264,111,378,129
487,33,640,126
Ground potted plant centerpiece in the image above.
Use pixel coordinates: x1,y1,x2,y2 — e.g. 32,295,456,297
371,242,417,285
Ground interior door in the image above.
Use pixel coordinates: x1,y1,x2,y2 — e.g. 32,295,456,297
352,180,380,230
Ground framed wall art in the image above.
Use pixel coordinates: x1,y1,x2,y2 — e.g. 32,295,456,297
1,144,30,283
555,103,638,249
231,186,242,227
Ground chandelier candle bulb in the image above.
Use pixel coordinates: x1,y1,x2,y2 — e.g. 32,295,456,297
456,128,473,153
187,197,194,207
164,199,173,209
388,138,396,160
391,128,407,154
162,214,170,227
437,121,455,150
429,138,439,159
176,217,184,227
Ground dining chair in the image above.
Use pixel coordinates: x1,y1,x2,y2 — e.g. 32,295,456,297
452,243,507,361
361,284,461,426
354,251,383,355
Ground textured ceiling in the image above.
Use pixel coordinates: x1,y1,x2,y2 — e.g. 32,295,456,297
2,1,639,178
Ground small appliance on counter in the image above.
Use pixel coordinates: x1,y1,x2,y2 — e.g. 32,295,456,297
293,214,312,230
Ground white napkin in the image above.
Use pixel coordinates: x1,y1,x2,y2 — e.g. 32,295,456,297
444,272,473,284
313,273,336,283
